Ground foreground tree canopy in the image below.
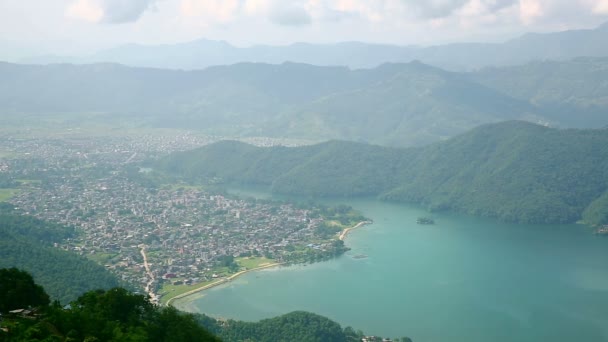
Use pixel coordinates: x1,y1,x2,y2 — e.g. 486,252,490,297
0,269,220,342
0,268,50,313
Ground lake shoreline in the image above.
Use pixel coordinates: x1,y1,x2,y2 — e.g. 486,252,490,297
339,220,373,241
167,262,285,307
169,220,371,309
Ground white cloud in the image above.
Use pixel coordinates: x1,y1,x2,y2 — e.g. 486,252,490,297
180,0,241,22
99,0,161,23
330,0,385,21
592,0,608,14
17,0,608,50
65,0,160,24
243,0,314,26
519,0,543,24
65,0,104,23
244,0,272,15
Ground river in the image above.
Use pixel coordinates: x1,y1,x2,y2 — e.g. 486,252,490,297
175,190,608,342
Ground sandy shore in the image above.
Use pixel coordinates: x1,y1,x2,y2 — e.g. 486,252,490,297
339,221,372,241
166,262,284,307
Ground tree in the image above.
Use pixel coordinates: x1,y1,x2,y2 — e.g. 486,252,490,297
148,306,220,342
0,268,50,312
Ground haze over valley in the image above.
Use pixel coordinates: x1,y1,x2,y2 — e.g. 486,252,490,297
2,2,608,341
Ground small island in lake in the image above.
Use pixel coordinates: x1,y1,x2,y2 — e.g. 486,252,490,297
417,217,435,225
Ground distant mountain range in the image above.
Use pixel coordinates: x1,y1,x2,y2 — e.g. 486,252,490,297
471,57,608,127
18,22,608,71
158,121,608,225
2,57,607,146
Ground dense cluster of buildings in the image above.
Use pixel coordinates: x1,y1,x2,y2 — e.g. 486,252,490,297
1,133,338,303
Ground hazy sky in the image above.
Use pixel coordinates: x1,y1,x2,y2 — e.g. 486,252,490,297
1,0,607,56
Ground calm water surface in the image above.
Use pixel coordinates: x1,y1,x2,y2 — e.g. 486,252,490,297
176,191,608,342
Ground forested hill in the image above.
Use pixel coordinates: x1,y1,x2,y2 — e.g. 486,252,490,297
159,121,608,225
0,206,120,303
472,57,608,128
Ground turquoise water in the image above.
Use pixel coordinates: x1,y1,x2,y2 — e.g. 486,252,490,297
177,195,608,342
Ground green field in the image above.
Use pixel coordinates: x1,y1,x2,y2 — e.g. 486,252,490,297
0,189,18,202
86,252,119,265
159,279,217,304
236,256,275,269
159,257,277,304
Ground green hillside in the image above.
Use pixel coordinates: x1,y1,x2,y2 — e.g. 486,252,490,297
196,311,384,342
159,121,608,225
0,209,120,303
472,57,608,127
268,62,535,146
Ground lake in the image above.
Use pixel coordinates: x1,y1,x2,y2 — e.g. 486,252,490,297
175,192,608,342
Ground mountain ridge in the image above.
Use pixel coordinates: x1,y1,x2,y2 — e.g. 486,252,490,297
2,58,608,146
17,21,608,71
158,121,608,225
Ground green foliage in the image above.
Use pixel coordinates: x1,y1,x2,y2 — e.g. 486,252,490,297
0,278,220,342
0,174,18,188
216,255,238,271
159,121,608,224
315,222,343,238
196,311,362,342
0,213,119,303
582,191,608,226
0,213,75,243
0,268,49,312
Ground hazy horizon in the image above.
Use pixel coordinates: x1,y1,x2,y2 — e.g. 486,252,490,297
2,0,608,60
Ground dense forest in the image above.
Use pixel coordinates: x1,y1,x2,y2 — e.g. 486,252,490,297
196,311,411,342
159,121,608,225
0,206,120,303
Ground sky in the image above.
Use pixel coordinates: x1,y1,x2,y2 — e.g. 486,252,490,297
0,0,607,57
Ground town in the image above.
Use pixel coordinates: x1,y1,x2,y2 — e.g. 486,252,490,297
0,131,359,304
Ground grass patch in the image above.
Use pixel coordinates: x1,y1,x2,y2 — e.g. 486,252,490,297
159,279,216,305
236,256,275,270
159,258,278,304
0,189,18,202
87,252,119,264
